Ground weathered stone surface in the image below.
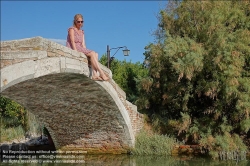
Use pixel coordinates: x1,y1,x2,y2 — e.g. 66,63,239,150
0,37,144,154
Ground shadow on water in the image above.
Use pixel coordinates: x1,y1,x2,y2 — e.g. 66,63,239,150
0,153,250,166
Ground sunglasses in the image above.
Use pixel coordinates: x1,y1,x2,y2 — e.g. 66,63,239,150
76,21,84,23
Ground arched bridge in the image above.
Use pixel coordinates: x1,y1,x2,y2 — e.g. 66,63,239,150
0,37,143,154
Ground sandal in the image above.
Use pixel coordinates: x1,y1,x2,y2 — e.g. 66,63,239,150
92,76,103,81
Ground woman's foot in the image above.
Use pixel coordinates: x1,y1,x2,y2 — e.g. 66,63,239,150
92,76,103,81
100,74,110,81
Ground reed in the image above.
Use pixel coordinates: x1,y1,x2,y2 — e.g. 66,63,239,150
0,125,25,142
25,111,42,136
0,111,42,143
132,130,181,155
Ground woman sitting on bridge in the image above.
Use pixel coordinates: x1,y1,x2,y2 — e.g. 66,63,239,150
66,14,109,81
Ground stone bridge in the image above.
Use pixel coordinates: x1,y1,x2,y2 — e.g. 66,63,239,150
0,37,143,154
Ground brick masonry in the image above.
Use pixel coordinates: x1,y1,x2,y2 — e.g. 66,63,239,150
0,37,144,154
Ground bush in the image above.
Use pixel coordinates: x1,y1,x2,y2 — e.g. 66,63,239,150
132,130,182,155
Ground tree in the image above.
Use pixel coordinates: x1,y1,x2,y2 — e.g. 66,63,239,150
137,0,250,157
99,54,148,104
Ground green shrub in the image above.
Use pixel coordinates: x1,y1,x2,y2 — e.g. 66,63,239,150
0,96,27,129
132,130,181,155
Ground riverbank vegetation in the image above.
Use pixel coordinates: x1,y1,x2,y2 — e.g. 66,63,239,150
0,97,27,142
132,128,182,156
129,115,179,155
0,97,42,142
135,0,250,159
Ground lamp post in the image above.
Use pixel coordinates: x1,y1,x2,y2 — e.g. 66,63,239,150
107,45,130,69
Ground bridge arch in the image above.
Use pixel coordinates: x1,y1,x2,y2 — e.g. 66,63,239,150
0,37,143,153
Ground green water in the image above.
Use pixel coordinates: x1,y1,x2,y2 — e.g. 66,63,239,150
1,154,250,166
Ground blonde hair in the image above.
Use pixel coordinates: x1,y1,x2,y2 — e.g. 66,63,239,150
73,14,83,28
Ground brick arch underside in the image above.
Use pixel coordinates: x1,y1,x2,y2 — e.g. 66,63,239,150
1,73,132,153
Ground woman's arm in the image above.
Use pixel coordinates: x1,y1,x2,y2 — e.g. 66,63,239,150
82,32,87,49
69,28,77,50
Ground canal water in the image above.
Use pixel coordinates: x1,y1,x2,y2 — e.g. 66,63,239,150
1,153,250,166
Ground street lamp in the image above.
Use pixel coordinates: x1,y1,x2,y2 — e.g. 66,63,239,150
107,45,130,69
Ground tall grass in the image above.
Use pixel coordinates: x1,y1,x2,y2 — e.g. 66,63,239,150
0,125,25,142
132,130,182,155
0,111,42,143
26,111,42,136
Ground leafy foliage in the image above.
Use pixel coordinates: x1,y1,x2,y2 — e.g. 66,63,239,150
0,96,29,142
137,0,250,156
0,96,45,143
99,55,148,104
0,96,27,129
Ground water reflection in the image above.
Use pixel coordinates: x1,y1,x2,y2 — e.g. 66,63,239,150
132,155,250,166
0,154,249,166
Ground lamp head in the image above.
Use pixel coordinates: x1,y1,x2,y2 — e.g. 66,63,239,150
122,47,130,56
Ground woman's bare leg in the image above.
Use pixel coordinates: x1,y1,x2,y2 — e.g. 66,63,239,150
92,52,99,77
86,52,99,78
92,68,98,78
87,51,109,81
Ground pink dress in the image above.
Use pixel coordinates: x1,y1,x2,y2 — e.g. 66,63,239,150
66,27,93,55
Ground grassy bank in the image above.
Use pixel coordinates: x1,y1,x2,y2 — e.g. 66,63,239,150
0,111,42,143
0,125,25,142
132,130,182,155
